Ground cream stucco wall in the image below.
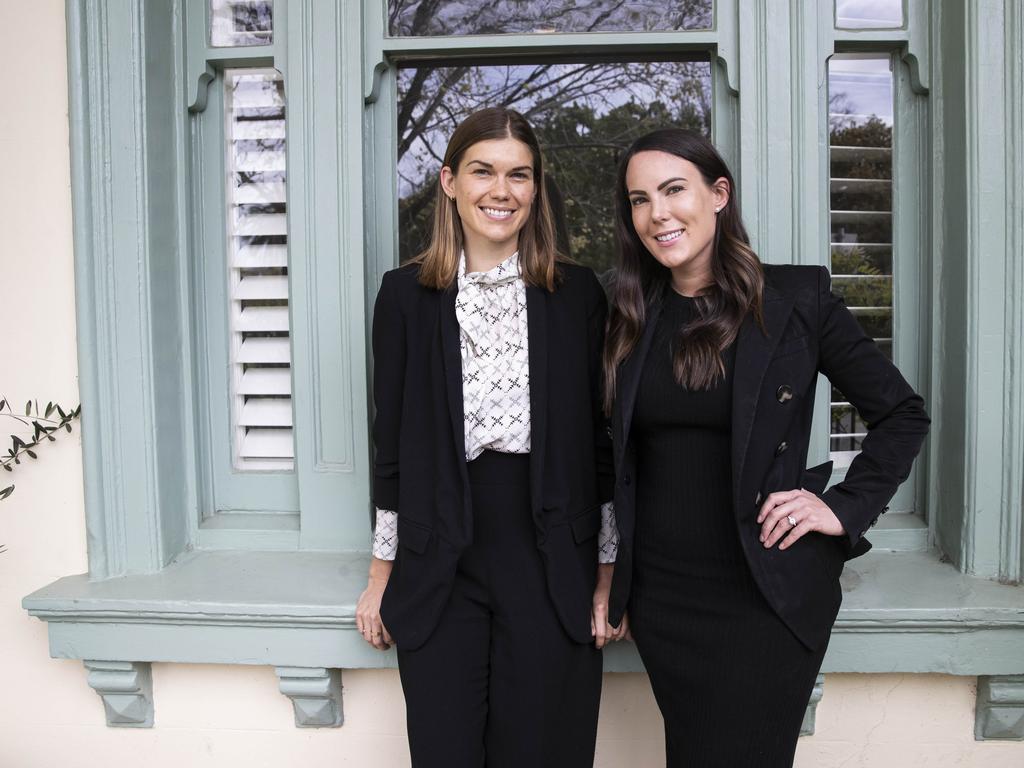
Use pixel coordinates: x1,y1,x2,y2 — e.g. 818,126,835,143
1,3,1022,766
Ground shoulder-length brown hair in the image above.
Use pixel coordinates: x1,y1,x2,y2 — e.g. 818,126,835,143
412,107,561,291
603,129,765,413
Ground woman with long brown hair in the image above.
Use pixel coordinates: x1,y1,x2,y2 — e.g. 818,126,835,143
355,107,620,767
604,129,929,766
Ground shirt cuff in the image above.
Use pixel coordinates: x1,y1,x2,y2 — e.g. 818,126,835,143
372,508,398,560
598,501,618,564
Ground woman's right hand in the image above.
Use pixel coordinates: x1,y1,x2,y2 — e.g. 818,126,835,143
356,557,395,650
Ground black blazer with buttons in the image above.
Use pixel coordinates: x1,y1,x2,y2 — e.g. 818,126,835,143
608,265,930,651
373,261,615,651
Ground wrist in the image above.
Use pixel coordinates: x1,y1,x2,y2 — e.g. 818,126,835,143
368,557,394,582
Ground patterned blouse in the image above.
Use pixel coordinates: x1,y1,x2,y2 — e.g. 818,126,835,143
373,252,618,563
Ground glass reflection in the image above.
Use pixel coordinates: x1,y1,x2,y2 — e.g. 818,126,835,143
827,54,894,455
397,60,711,275
389,0,712,36
835,0,903,29
211,0,274,47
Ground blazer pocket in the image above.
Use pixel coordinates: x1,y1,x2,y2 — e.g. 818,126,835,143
771,334,809,359
397,517,433,554
570,505,602,544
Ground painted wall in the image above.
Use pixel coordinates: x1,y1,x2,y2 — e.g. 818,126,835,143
1,3,1021,766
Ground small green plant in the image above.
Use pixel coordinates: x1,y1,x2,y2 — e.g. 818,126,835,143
1,396,81,504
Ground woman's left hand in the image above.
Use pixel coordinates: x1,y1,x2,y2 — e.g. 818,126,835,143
757,489,845,549
592,563,626,649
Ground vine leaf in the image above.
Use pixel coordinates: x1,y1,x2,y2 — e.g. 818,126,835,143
0,485,12,501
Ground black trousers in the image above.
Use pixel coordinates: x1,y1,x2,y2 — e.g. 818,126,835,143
396,451,602,768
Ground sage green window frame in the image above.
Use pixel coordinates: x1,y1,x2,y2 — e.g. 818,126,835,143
20,0,1024,728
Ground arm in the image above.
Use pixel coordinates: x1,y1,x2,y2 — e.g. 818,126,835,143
815,266,930,546
356,272,407,649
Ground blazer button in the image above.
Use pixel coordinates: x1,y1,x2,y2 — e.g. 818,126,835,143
755,491,763,507
777,384,794,403
775,441,788,456
606,425,613,439
623,474,632,486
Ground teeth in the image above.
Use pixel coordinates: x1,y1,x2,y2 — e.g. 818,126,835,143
656,230,683,242
483,207,513,218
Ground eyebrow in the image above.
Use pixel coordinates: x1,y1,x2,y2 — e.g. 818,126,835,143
465,160,533,172
627,176,687,196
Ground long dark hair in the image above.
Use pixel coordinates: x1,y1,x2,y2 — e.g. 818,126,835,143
412,107,561,291
603,129,764,412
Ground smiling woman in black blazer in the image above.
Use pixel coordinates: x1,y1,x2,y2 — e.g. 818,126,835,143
603,129,929,766
354,107,617,768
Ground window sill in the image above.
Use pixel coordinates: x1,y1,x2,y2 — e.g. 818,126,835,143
23,547,1024,674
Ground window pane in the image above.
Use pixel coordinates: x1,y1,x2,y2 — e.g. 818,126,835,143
835,0,903,29
225,70,294,470
828,54,893,455
211,0,273,47
397,60,711,275
388,0,713,36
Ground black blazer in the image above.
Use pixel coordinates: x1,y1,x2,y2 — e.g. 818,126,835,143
373,262,614,651
608,265,929,651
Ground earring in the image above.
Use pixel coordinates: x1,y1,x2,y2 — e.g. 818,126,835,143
715,207,722,213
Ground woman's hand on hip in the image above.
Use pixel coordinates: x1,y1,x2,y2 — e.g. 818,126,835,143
356,557,395,650
591,563,626,649
757,489,845,550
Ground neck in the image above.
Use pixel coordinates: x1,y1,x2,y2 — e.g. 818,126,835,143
669,266,712,298
463,236,517,274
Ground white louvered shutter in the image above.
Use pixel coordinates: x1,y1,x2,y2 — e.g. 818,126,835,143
226,69,294,470
827,55,894,460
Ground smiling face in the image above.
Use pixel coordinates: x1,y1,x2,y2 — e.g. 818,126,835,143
625,150,729,295
440,137,537,268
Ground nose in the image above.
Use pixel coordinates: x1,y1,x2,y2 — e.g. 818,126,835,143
649,196,670,223
490,175,510,200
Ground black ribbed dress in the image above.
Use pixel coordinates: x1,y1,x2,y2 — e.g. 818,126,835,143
628,291,826,767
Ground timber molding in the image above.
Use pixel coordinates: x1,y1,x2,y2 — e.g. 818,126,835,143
276,667,345,727
84,661,154,728
975,675,1024,740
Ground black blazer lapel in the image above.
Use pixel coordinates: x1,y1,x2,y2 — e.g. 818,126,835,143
527,285,548,523
731,286,795,509
440,286,470,477
614,299,663,465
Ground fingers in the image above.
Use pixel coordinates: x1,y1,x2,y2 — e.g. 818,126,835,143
592,601,609,649
356,583,391,650
761,499,804,547
779,519,813,550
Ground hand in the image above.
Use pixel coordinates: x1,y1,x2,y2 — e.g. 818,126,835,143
757,488,845,550
356,557,395,650
591,563,627,649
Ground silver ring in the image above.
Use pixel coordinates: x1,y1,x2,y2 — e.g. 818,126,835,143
787,514,797,527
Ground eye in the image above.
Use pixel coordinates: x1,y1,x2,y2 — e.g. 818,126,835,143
510,171,530,180
666,184,685,195
629,196,647,207
472,168,491,177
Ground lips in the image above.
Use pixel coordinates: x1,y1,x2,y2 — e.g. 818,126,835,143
481,206,515,220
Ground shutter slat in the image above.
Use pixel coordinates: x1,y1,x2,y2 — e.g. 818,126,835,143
233,211,288,237
238,367,291,395
238,336,290,363
232,121,286,141
233,149,287,173
237,306,289,332
236,274,289,300
234,182,287,204
234,243,288,268
240,398,293,427
241,428,295,459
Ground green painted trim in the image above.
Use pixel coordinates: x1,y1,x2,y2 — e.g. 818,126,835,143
975,675,1024,740
276,667,344,727
960,0,1014,579
1000,0,1024,585
84,660,154,728
66,0,195,577
285,0,373,551
24,550,1024,674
